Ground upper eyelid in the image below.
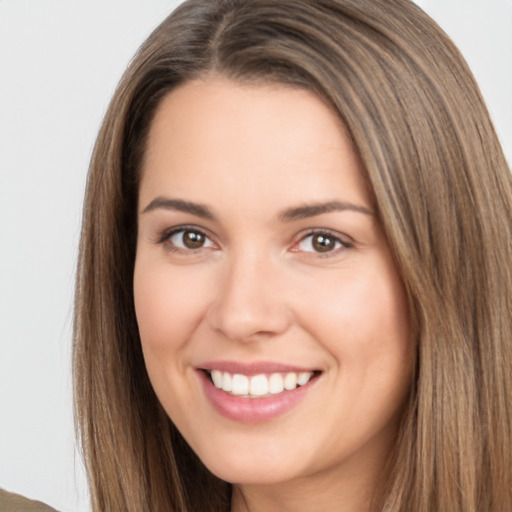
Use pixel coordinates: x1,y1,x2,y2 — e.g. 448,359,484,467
290,231,353,260
157,226,218,255
294,228,354,246
157,225,213,244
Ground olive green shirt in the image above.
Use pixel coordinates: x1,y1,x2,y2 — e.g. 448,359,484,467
0,489,59,512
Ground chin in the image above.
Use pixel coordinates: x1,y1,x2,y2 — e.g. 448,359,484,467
210,465,295,486
197,448,304,485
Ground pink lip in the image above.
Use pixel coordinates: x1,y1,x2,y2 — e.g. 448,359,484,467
197,366,320,424
199,360,318,376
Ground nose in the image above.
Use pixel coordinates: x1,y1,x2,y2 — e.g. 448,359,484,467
206,249,292,343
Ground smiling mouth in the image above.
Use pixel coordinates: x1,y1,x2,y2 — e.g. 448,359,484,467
202,369,321,399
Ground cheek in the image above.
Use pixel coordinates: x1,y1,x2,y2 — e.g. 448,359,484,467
133,261,209,354
133,261,214,418
301,265,412,444
300,260,411,376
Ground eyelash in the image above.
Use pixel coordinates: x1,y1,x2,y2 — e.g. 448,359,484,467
157,225,217,253
157,226,353,257
291,229,353,258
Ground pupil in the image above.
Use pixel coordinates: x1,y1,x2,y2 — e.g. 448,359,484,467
313,234,334,252
184,231,205,249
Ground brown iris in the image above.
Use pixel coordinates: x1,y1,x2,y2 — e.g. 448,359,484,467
182,230,206,249
312,233,336,253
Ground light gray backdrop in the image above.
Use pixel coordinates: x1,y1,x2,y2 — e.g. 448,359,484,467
0,1,511,511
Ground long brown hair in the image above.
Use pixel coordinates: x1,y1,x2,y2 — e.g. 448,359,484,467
73,1,512,510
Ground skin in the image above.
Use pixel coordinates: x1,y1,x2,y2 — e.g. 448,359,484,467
134,77,413,512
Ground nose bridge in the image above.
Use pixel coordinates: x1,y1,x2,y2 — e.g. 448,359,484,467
207,245,290,342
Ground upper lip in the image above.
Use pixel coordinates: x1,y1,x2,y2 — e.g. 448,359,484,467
198,360,320,376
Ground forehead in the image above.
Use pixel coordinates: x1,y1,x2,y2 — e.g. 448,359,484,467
139,77,371,213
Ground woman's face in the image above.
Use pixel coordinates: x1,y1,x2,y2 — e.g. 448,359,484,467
134,78,412,495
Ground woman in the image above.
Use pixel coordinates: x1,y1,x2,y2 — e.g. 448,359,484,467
73,0,512,510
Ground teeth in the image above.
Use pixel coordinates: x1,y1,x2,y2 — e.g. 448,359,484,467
269,373,284,394
211,370,223,388
298,372,312,386
223,372,232,392
250,374,269,396
231,374,249,395
208,370,315,398
284,372,297,390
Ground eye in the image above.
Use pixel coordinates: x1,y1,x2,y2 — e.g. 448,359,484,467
294,231,350,255
161,227,216,251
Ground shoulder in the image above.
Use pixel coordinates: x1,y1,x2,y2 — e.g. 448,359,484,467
0,488,59,512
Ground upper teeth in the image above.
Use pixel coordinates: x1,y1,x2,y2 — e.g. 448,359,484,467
209,370,314,397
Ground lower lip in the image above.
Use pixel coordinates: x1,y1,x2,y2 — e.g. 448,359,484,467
198,371,318,423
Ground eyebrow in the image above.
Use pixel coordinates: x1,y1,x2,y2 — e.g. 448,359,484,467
141,197,373,221
278,200,374,221
142,197,215,219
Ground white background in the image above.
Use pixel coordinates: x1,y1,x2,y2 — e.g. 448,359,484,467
0,1,510,511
